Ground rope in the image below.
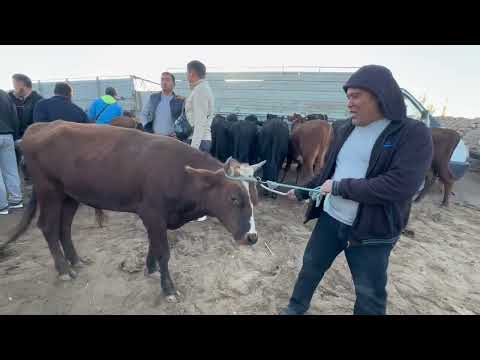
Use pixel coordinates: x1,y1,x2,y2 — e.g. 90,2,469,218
224,173,325,207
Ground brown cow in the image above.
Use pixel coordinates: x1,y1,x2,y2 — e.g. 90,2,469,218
2,120,265,301
414,127,461,207
282,119,333,185
111,116,144,131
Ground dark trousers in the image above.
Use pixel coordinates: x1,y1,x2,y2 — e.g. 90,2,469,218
288,212,394,315
186,139,211,154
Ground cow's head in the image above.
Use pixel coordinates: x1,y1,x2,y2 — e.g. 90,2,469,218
184,158,266,245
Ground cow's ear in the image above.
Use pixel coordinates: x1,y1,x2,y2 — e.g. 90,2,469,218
185,166,222,188
223,157,241,176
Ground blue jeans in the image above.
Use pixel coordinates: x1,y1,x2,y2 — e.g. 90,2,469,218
0,134,22,209
288,212,393,315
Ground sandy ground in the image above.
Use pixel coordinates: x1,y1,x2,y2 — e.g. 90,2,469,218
1,166,479,315
1,116,479,315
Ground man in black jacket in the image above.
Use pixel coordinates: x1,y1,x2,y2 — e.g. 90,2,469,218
280,65,433,315
33,82,88,124
0,89,23,215
8,74,43,139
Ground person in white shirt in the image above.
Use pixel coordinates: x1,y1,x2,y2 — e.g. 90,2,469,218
185,60,215,222
185,60,215,152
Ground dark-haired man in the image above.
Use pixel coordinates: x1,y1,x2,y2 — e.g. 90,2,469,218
139,72,184,136
8,73,43,139
33,82,88,124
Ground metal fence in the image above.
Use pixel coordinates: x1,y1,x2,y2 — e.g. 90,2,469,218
32,75,161,114
32,69,355,120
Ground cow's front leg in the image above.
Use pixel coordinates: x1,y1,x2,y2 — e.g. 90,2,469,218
144,248,160,279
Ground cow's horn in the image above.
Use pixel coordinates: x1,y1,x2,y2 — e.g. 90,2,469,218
251,160,267,173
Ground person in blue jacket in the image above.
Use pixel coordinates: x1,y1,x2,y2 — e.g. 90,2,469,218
88,87,123,125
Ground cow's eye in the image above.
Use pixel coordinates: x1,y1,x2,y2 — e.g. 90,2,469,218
231,196,240,206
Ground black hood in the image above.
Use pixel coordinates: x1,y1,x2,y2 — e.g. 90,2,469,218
343,65,407,122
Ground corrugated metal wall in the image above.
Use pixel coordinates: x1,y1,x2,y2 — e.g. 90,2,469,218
32,72,353,120
32,77,137,113
166,71,353,119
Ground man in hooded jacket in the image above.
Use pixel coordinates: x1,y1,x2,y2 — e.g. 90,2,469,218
280,65,433,315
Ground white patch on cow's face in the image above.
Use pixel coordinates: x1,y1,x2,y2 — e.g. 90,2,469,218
240,178,256,236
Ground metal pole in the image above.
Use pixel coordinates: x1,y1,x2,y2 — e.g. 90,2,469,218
96,76,101,98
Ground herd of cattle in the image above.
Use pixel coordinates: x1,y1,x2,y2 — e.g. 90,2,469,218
112,112,462,206
113,112,334,194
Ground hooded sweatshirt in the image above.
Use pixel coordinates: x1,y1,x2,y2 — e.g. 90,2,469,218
88,95,123,125
296,65,433,245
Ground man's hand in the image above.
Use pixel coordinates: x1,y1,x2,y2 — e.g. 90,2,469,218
168,132,177,138
321,180,334,194
286,189,297,201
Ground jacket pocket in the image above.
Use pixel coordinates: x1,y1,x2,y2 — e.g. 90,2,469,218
354,204,395,242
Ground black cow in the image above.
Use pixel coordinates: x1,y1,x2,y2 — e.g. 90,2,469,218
230,116,258,165
305,113,328,121
226,113,239,123
210,114,232,162
257,117,290,198
245,114,262,127
266,113,285,122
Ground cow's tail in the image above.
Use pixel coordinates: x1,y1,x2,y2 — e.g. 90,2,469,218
0,188,38,256
282,140,294,182
94,208,107,228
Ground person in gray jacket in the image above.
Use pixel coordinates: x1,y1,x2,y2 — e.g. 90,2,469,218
140,72,185,136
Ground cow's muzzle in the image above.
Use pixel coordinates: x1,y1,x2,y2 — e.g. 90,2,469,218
237,233,258,246
246,233,258,245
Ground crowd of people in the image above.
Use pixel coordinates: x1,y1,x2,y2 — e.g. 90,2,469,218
0,60,214,217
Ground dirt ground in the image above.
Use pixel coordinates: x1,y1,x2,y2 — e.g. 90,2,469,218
1,116,479,315
1,165,479,315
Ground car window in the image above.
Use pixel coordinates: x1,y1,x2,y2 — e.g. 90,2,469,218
404,96,423,121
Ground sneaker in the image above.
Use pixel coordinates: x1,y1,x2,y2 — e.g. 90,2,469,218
278,307,303,315
0,206,9,215
196,216,207,222
8,201,23,209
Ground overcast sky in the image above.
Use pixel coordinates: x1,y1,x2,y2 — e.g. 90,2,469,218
1,45,478,118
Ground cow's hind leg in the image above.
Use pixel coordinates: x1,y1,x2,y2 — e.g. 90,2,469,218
142,216,178,301
37,191,76,280
441,180,453,207
438,169,455,207
414,171,436,203
60,196,92,269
